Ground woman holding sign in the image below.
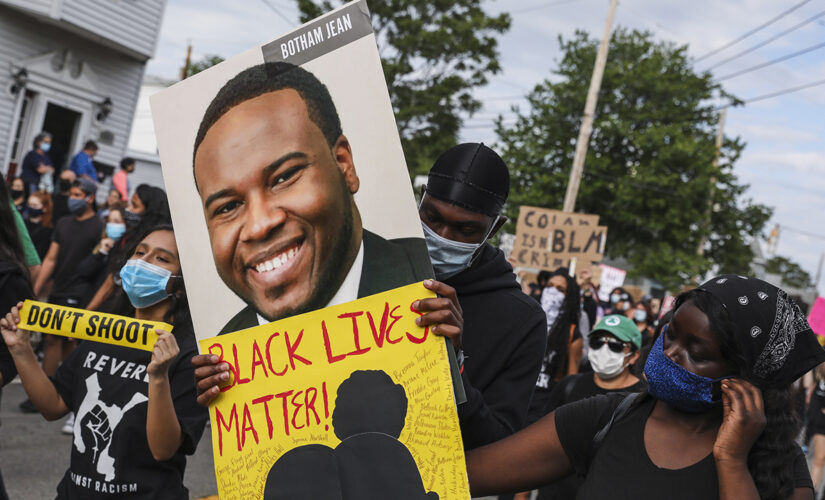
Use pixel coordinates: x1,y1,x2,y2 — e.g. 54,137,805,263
465,276,820,500
1,225,207,499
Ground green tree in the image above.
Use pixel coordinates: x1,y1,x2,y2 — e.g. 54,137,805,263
183,54,225,79
295,0,510,177
495,29,772,290
765,256,813,289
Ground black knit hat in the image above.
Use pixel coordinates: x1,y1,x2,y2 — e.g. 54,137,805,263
426,143,509,216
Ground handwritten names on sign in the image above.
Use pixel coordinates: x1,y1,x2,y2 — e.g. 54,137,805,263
203,282,469,499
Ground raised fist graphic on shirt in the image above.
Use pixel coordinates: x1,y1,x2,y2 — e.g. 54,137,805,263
74,373,148,481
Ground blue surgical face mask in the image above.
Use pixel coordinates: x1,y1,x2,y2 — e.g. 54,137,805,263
67,196,88,215
418,192,500,280
41,142,51,153
421,222,481,280
644,329,727,413
634,309,647,323
119,259,178,309
106,222,126,240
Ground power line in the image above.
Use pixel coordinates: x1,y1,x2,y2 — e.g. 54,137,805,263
707,8,825,70
715,40,825,81
740,77,825,104
779,224,825,242
619,3,684,41
511,0,580,15
742,173,825,199
694,0,814,63
583,170,677,195
259,0,293,25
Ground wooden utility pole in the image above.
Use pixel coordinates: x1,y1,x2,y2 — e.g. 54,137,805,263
562,0,618,213
180,42,193,80
815,253,824,290
697,106,727,256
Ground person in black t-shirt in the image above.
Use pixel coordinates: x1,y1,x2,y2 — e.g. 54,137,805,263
465,275,823,500
807,363,825,491
23,190,54,260
1,225,207,499
52,169,77,225
25,178,103,417
529,268,581,423
533,314,646,500
9,177,28,214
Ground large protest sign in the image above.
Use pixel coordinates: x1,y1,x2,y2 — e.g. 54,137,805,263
16,300,170,351
511,206,607,271
149,1,469,497
809,297,825,338
202,282,468,499
150,0,433,340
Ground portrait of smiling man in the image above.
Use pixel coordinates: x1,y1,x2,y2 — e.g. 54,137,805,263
191,62,432,334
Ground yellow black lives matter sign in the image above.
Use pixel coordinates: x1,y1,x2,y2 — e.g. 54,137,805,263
17,300,172,352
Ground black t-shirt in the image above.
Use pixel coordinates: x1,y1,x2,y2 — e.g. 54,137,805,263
808,381,825,433
53,193,71,225
537,374,647,499
554,394,813,500
24,218,53,260
529,327,582,422
0,262,34,386
545,373,648,415
51,325,207,499
51,215,104,300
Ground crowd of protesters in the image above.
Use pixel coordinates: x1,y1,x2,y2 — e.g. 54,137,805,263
1,137,825,500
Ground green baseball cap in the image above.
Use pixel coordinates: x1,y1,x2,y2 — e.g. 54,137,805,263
592,314,642,349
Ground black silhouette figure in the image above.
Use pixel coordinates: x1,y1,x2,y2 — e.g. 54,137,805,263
264,370,439,499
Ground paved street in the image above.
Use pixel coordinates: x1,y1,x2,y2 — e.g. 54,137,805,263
0,382,218,499
0,381,506,499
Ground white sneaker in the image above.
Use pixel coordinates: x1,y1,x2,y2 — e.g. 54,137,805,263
61,412,75,435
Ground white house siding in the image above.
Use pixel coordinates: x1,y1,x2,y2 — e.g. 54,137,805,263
0,4,145,173
127,150,165,192
59,0,166,60
0,0,53,17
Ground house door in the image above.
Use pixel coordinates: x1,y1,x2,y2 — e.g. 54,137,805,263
41,102,82,172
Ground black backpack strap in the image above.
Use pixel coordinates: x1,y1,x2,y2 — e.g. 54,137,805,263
587,392,645,467
563,375,579,403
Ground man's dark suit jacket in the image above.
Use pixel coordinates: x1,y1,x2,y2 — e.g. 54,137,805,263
219,230,432,334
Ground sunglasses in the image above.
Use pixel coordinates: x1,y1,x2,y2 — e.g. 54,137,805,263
589,336,628,354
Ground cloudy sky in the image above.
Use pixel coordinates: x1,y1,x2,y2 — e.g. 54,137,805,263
145,0,825,293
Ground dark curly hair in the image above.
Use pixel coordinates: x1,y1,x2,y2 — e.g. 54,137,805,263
192,61,342,190
675,289,798,500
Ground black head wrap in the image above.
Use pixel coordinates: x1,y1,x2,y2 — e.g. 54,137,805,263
426,143,509,217
699,274,825,387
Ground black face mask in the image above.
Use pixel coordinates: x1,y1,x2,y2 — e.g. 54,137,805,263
59,179,72,192
25,207,43,219
123,209,143,228
10,188,24,198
